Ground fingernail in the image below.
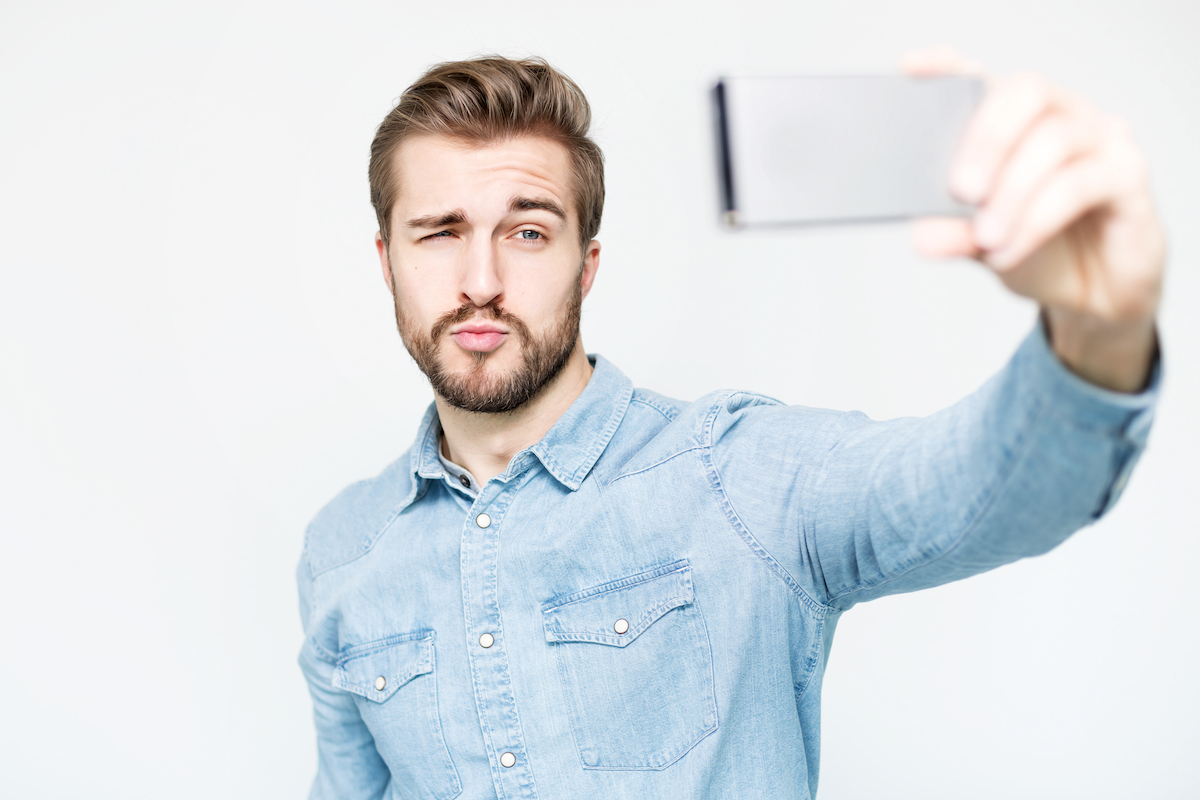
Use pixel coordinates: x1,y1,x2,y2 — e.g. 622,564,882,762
952,166,986,204
973,210,1005,249
989,246,1019,271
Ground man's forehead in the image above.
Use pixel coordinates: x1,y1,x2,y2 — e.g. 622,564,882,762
392,134,574,216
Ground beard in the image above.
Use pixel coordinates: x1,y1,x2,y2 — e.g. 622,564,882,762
394,279,582,414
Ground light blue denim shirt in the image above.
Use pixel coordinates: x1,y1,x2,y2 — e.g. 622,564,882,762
297,324,1157,800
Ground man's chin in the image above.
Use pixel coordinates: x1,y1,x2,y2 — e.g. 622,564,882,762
442,346,514,375
426,358,531,414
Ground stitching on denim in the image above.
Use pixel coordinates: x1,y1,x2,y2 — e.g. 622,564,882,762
701,398,829,616
463,476,538,799
568,380,634,487
792,612,825,700
308,635,338,665
460,508,509,799
337,630,435,663
693,599,721,734
825,392,1046,607
547,595,692,644
560,603,720,770
554,629,591,767
630,392,680,422
534,379,632,489
458,507,498,793
334,636,434,700
425,645,463,797
541,560,691,610
578,725,718,771
308,504,406,579
488,505,536,799
608,445,706,484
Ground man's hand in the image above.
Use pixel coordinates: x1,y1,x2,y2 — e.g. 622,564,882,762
904,47,1165,393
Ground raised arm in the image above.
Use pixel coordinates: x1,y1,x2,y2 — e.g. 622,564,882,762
707,52,1163,611
905,47,1164,392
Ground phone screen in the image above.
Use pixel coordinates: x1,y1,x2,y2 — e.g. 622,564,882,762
714,75,983,227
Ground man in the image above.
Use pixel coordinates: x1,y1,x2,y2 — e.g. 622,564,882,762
297,51,1162,799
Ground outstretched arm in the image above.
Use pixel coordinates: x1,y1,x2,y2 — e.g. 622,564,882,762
708,52,1162,610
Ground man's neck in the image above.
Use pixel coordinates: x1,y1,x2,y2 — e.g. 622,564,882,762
436,343,593,485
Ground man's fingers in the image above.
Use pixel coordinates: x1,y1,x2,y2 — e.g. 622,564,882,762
951,72,1073,206
985,157,1114,271
973,111,1102,252
912,217,978,258
899,46,987,77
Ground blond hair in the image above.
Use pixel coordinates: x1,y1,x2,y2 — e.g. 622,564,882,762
369,56,604,249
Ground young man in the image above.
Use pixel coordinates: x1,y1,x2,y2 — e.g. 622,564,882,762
297,53,1162,799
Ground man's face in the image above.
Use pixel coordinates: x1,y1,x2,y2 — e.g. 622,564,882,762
377,134,600,414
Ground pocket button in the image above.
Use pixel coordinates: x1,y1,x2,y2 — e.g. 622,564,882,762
374,676,386,691
614,618,629,634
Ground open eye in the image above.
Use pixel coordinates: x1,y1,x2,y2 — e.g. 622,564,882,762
515,229,543,240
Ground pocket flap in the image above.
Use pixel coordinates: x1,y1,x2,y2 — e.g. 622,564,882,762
542,560,693,647
333,632,434,703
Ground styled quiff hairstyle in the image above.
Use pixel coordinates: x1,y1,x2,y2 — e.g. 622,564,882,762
369,56,604,250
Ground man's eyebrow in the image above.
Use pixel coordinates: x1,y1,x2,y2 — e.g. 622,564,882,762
509,196,567,221
406,209,466,229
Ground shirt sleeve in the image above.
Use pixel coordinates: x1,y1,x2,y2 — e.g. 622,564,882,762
297,559,391,800
708,320,1159,612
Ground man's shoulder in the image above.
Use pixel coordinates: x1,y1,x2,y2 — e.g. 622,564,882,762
605,383,865,479
627,384,861,443
300,451,417,579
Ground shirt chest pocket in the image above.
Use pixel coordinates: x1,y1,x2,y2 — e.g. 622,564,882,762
541,560,718,770
334,632,462,800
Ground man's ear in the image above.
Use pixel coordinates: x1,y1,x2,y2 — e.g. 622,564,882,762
375,232,394,293
580,239,601,299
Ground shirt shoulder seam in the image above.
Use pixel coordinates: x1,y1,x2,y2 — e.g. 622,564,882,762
629,392,680,422
700,397,829,615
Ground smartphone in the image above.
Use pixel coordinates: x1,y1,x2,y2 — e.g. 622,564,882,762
713,75,983,228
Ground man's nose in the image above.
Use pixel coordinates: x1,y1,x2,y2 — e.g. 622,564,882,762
459,236,504,308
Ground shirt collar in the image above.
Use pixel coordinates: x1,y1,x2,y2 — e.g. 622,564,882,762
407,354,633,497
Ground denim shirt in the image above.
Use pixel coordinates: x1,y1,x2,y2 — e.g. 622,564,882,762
297,324,1157,800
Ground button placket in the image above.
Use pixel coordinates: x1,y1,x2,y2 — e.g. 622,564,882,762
460,487,539,798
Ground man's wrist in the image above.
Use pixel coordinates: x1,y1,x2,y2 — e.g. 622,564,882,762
1042,306,1158,394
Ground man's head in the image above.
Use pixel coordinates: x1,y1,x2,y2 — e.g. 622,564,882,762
369,56,604,252
370,57,604,414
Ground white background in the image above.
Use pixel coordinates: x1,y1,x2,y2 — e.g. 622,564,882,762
2,1,1197,797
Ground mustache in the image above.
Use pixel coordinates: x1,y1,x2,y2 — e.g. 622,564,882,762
430,302,531,343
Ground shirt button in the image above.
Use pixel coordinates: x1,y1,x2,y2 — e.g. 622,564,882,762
500,752,516,768
374,676,386,691
479,632,495,648
614,618,629,635
459,474,470,488
476,513,492,528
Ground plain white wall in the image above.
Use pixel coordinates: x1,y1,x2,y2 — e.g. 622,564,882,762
2,1,1197,797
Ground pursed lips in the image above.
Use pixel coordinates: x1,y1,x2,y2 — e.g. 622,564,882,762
450,322,508,353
